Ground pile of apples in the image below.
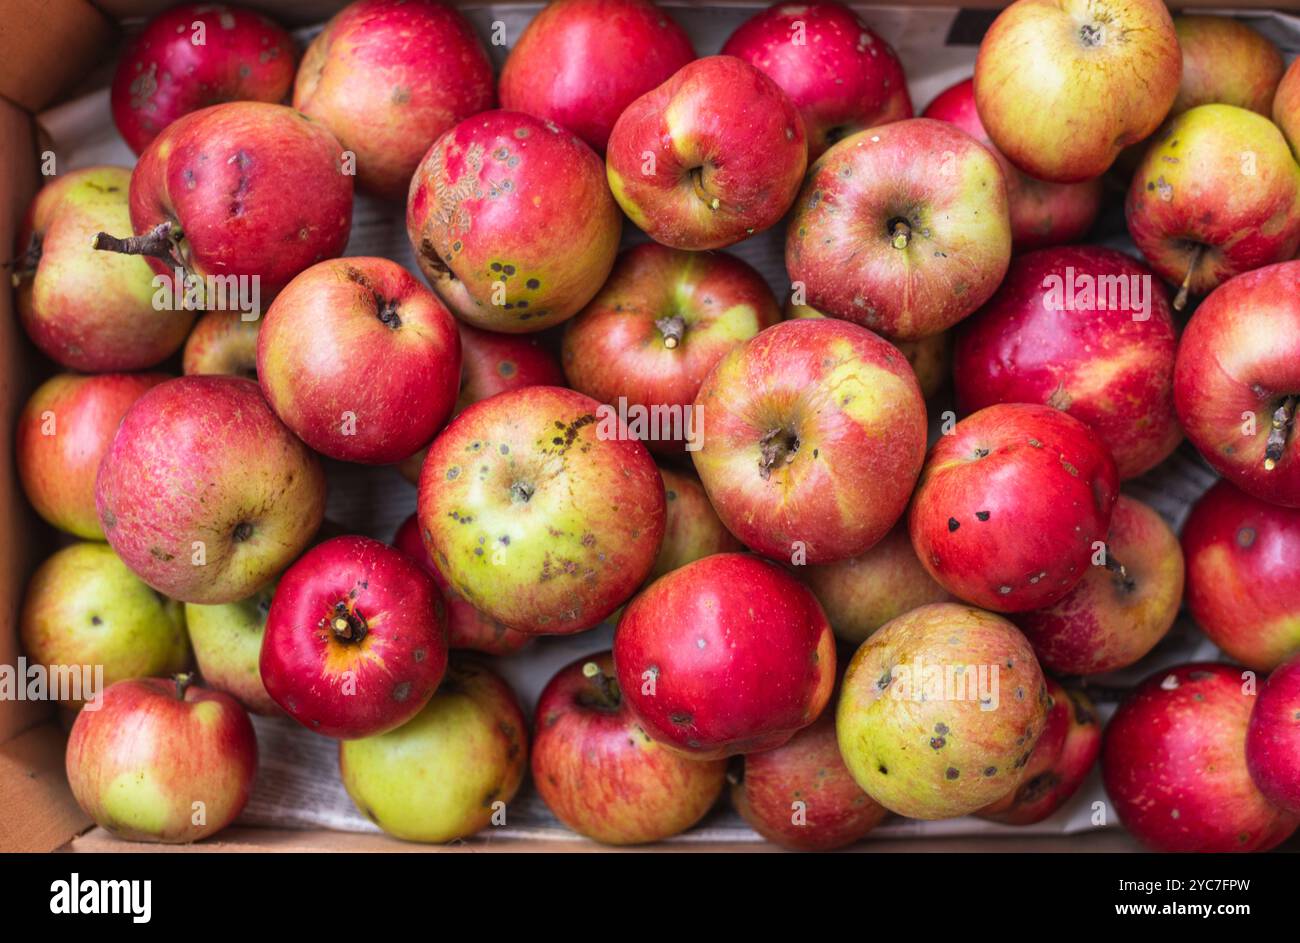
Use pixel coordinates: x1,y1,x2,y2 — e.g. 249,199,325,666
13,0,1300,852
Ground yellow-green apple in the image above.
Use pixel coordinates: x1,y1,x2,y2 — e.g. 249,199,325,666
649,467,742,581
692,319,926,563
1174,261,1300,506
909,403,1119,613
953,245,1181,479
183,311,260,378
14,167,192,371
338,658,527,843
1172,15,1284,117
562,243,780,454
786,118,1011,341
605,56,807,250
532,653,725,845
1102,662,1299,852
95,376,326,604
973,0,1180,183
721,1,911,162
407,110,620,332
613,553,836,760
1274,58,1300,157
16,372,167,539
1182,479,1300,671
184,581,279,715
419,385,665,635
20,543,190,709
65,675,256,843
499,0,694,154
837,601,1049,820
1247,653,1300,815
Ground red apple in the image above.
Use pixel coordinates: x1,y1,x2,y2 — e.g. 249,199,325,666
693,318,927,564
650,466,742,581
1274,58,1300,157
183,310,260,378
184,581,280,716
1173,15,1284,118
1102,662,1299,852
909,403,1119,613
613,553,836,760
606,55,807,250
1247,653,1300,815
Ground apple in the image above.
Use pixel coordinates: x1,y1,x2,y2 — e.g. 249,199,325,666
837,601,1049,820
1247,653,1300,815
692,318,927,564
650,467,742,581
183,311,260,378
96,375,327,604
606,55,807,250
1181,479,1300,671
407,110,621,332
613,553,836,760
1173,15,1284,118
184,581,279,715
419,385,665,635
499,0,695,154
953,245,1181,479
1102,662,1299,852
973,0,1180,183
910,403,1119,613
561,243,780,454
1274,58,1300,157
1174,261,1300,507
14,166,193,371
16,372,167,539
338,657,528,843
721,1,911,161
532,653,725,845
785,118,1011,341
20,543,190,709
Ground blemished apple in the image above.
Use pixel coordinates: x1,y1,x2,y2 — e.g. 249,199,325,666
185,581,279,716
183,311,260,379
499,0,695,154
721,1,911,161
1102,662,1299,852
692,318,927,564
14,166,193,371
407,110,621,333
953,245,1181,479
96,376,327,605
260,536,449,739
613,553,836,760
973,0,1181,183
1181,479,1300,671
562,243,780,454
20,543,190,709
731,710,888,851
1172,15,1284,117
294,0,494,200
785,118,1011,341
649,467,742,581
532,653,726,845
1247,653,1300,815
338,658,528,843
66,675,257,843
909,403,1119,613
606,55,807,250
16,371,167,539
837,602,1049,820
1174,261,1300,507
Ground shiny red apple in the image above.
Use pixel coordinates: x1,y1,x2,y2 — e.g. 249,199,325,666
1247,653,1300,815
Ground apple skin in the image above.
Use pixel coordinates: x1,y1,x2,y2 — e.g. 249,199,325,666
1181,480,1300,671
183,311,260,378
499,0,695,154
96,375,327,605
721,1,912,162
532,653,725,845
562,243,780,454
693,318,927,564
1274,59,1300,157
910,403,1120,614
185,581,279,715
650,467,743,581
407,110,621,333
1102,662,1299,852
837,602,1049,820
1173,15,1284,117
14,167,193,371
953,245,1181,480
605,55,807,251
258,257,461,464
66,676,257,843
1173,261,1300,508
20,543,191,709
419,385,665,635
338,657,527,843
973,0,1181,183
17,372,168,539
785,118,1011,341
1247,653,1300,815
613,553,836,760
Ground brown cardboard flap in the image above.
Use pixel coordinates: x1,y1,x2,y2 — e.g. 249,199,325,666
0,0,112,112
0,722,89,852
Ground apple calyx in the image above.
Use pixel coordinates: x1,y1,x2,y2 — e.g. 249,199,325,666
510,481,535,504
655,315,686,349
1078,23,1105,48
689,166,721,212
1264,396,1297,472
758,426,800,480
579,661,622,712
1173,244,1206,312
172,672,194,700
327,601,368,644
889,218,912,250
375,296,402,330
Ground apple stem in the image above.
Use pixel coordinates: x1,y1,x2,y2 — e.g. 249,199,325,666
581,661,621,710
93,220,189,274
655,315,685,349
1173,244,1204,312
1264,396,1296,472
690,167,720,211
890,220,911,250
6,230,42,286
1102,548,1136,593
172,673,194,700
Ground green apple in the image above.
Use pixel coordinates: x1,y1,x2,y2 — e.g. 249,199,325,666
185,581,278,715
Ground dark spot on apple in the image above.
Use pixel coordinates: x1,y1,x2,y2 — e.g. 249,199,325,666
413,648,426,662
526,277,540,289
876,667,893,690
1236,527,1256,548
984,766,997,776
446,466,460,480
976,511,990,521
947,517,959,532
878,763,888,775
973,447,989,459
946,767,959,780
669,711,692,725
149,546,175,561
930,737,946,750
90,615,102,626
392,682,412,702
934,722,949,735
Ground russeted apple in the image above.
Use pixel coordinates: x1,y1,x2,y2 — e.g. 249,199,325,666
649,467,742,581
1247,654,1300,816
185,581,279,716
1172,15,1284,117
183,311,260,379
